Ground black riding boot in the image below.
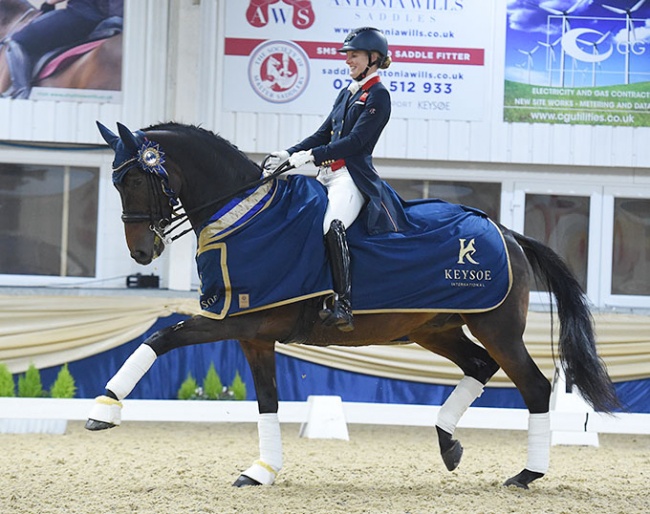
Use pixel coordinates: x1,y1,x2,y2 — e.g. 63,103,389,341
319,219,354,332
2,40,32,99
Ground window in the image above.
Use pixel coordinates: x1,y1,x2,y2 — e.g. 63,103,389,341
0,163,99,277
612,198,650,296
524,194,590,291
387,179,501,221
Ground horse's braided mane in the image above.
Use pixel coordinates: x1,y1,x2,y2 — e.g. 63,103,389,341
143,122,262,173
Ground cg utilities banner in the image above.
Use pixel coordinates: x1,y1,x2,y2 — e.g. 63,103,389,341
504,1,650,127
222,0,492,121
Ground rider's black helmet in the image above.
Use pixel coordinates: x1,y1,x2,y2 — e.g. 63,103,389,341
338,27,388,61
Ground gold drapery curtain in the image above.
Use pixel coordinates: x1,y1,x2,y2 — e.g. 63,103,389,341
0,295,648,385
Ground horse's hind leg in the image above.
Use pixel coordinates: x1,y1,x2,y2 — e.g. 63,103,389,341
464,308,552,489
410,324,500,472
232,339,282,487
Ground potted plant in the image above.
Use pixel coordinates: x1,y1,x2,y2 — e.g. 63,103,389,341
50,363,77,399
176,363,247,401
0,363,15,398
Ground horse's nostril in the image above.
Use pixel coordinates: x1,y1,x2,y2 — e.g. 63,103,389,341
131,249,151,264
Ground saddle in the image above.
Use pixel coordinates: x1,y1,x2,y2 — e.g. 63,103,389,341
32,16,122,81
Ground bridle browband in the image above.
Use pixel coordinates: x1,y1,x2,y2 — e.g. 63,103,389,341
116,156,293,244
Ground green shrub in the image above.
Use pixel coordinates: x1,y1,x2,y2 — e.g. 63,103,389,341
202,363,223,400
177,373,199,400
230,371,247,401
176,365,247,401
0,363,15,397
17,364,44,398
50,364,77,399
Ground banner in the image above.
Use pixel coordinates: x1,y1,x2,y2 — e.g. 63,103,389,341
223,0,493,121
0,0,123,104
504,1,650,126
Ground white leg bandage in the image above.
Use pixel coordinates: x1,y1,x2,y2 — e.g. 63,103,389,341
241,413,283,485
526,412,551,474
88,395,123,425
105,344,157,400
437,376,485,435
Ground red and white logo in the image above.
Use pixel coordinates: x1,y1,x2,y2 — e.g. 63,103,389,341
246,0,315,29
248,40,310,103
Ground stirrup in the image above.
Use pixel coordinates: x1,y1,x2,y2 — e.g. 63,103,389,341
319,294,354,332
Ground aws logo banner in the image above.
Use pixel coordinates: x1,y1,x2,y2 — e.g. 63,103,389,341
444,237,495,288
224,0,492,119
246,0,315,29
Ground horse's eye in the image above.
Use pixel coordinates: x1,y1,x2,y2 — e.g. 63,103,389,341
131,175,145,187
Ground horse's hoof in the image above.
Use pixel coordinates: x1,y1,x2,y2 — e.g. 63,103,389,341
441,439,463,471
86,395,123,428
85,418,117,431
232,475,262,487
436,426,463,471
503,469,545,489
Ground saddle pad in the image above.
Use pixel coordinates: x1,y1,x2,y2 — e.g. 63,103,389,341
38,40,105,80
196,175,511,319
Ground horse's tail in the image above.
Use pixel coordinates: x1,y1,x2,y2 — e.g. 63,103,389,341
510,230,620,413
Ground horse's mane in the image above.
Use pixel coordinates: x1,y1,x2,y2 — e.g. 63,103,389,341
142,122,262,174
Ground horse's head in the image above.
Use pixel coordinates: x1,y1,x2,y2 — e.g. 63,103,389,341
97,121,180,265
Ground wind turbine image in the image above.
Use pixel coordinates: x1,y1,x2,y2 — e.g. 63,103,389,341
518,45,539,84
602,0,648,84
576,31,611,87
541,0,585,86
539,36,561,86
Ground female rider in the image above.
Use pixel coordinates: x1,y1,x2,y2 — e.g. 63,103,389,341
266,27,410,332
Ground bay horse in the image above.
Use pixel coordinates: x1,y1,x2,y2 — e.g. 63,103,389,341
0,0,122,96
89,121,619,489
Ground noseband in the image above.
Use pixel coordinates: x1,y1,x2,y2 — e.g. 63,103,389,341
114,158,174,243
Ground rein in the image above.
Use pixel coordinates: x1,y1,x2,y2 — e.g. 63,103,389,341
120,158,294,244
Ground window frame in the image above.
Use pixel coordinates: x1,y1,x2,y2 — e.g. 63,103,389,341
0,147,109,286
600,185,650,309
511,181,605,308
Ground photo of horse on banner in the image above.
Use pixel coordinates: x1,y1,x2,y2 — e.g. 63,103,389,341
89,121,620,490
0,0,122,101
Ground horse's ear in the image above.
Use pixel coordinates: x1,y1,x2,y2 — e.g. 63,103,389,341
96,121,120,150
116,122,141,153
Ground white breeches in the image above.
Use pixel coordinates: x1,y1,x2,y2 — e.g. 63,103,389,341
317,167,365,233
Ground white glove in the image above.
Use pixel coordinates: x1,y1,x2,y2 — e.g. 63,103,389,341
263,150,290,175
288,150,314,169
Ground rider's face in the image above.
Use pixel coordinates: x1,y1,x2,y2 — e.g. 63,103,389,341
345,50,371,79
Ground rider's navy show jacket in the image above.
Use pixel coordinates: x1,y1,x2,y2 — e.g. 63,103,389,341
287,79,410,235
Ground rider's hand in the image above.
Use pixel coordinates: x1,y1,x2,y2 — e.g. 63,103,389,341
263,150,289,172
288,150,314,169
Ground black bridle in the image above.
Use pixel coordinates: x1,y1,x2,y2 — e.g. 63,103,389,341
119,169,174,243
118,157,294,244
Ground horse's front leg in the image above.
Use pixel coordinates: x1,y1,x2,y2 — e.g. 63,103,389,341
85,314,260,430
232,339,281,487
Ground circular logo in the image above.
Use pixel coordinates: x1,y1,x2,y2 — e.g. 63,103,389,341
248,40,310,104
